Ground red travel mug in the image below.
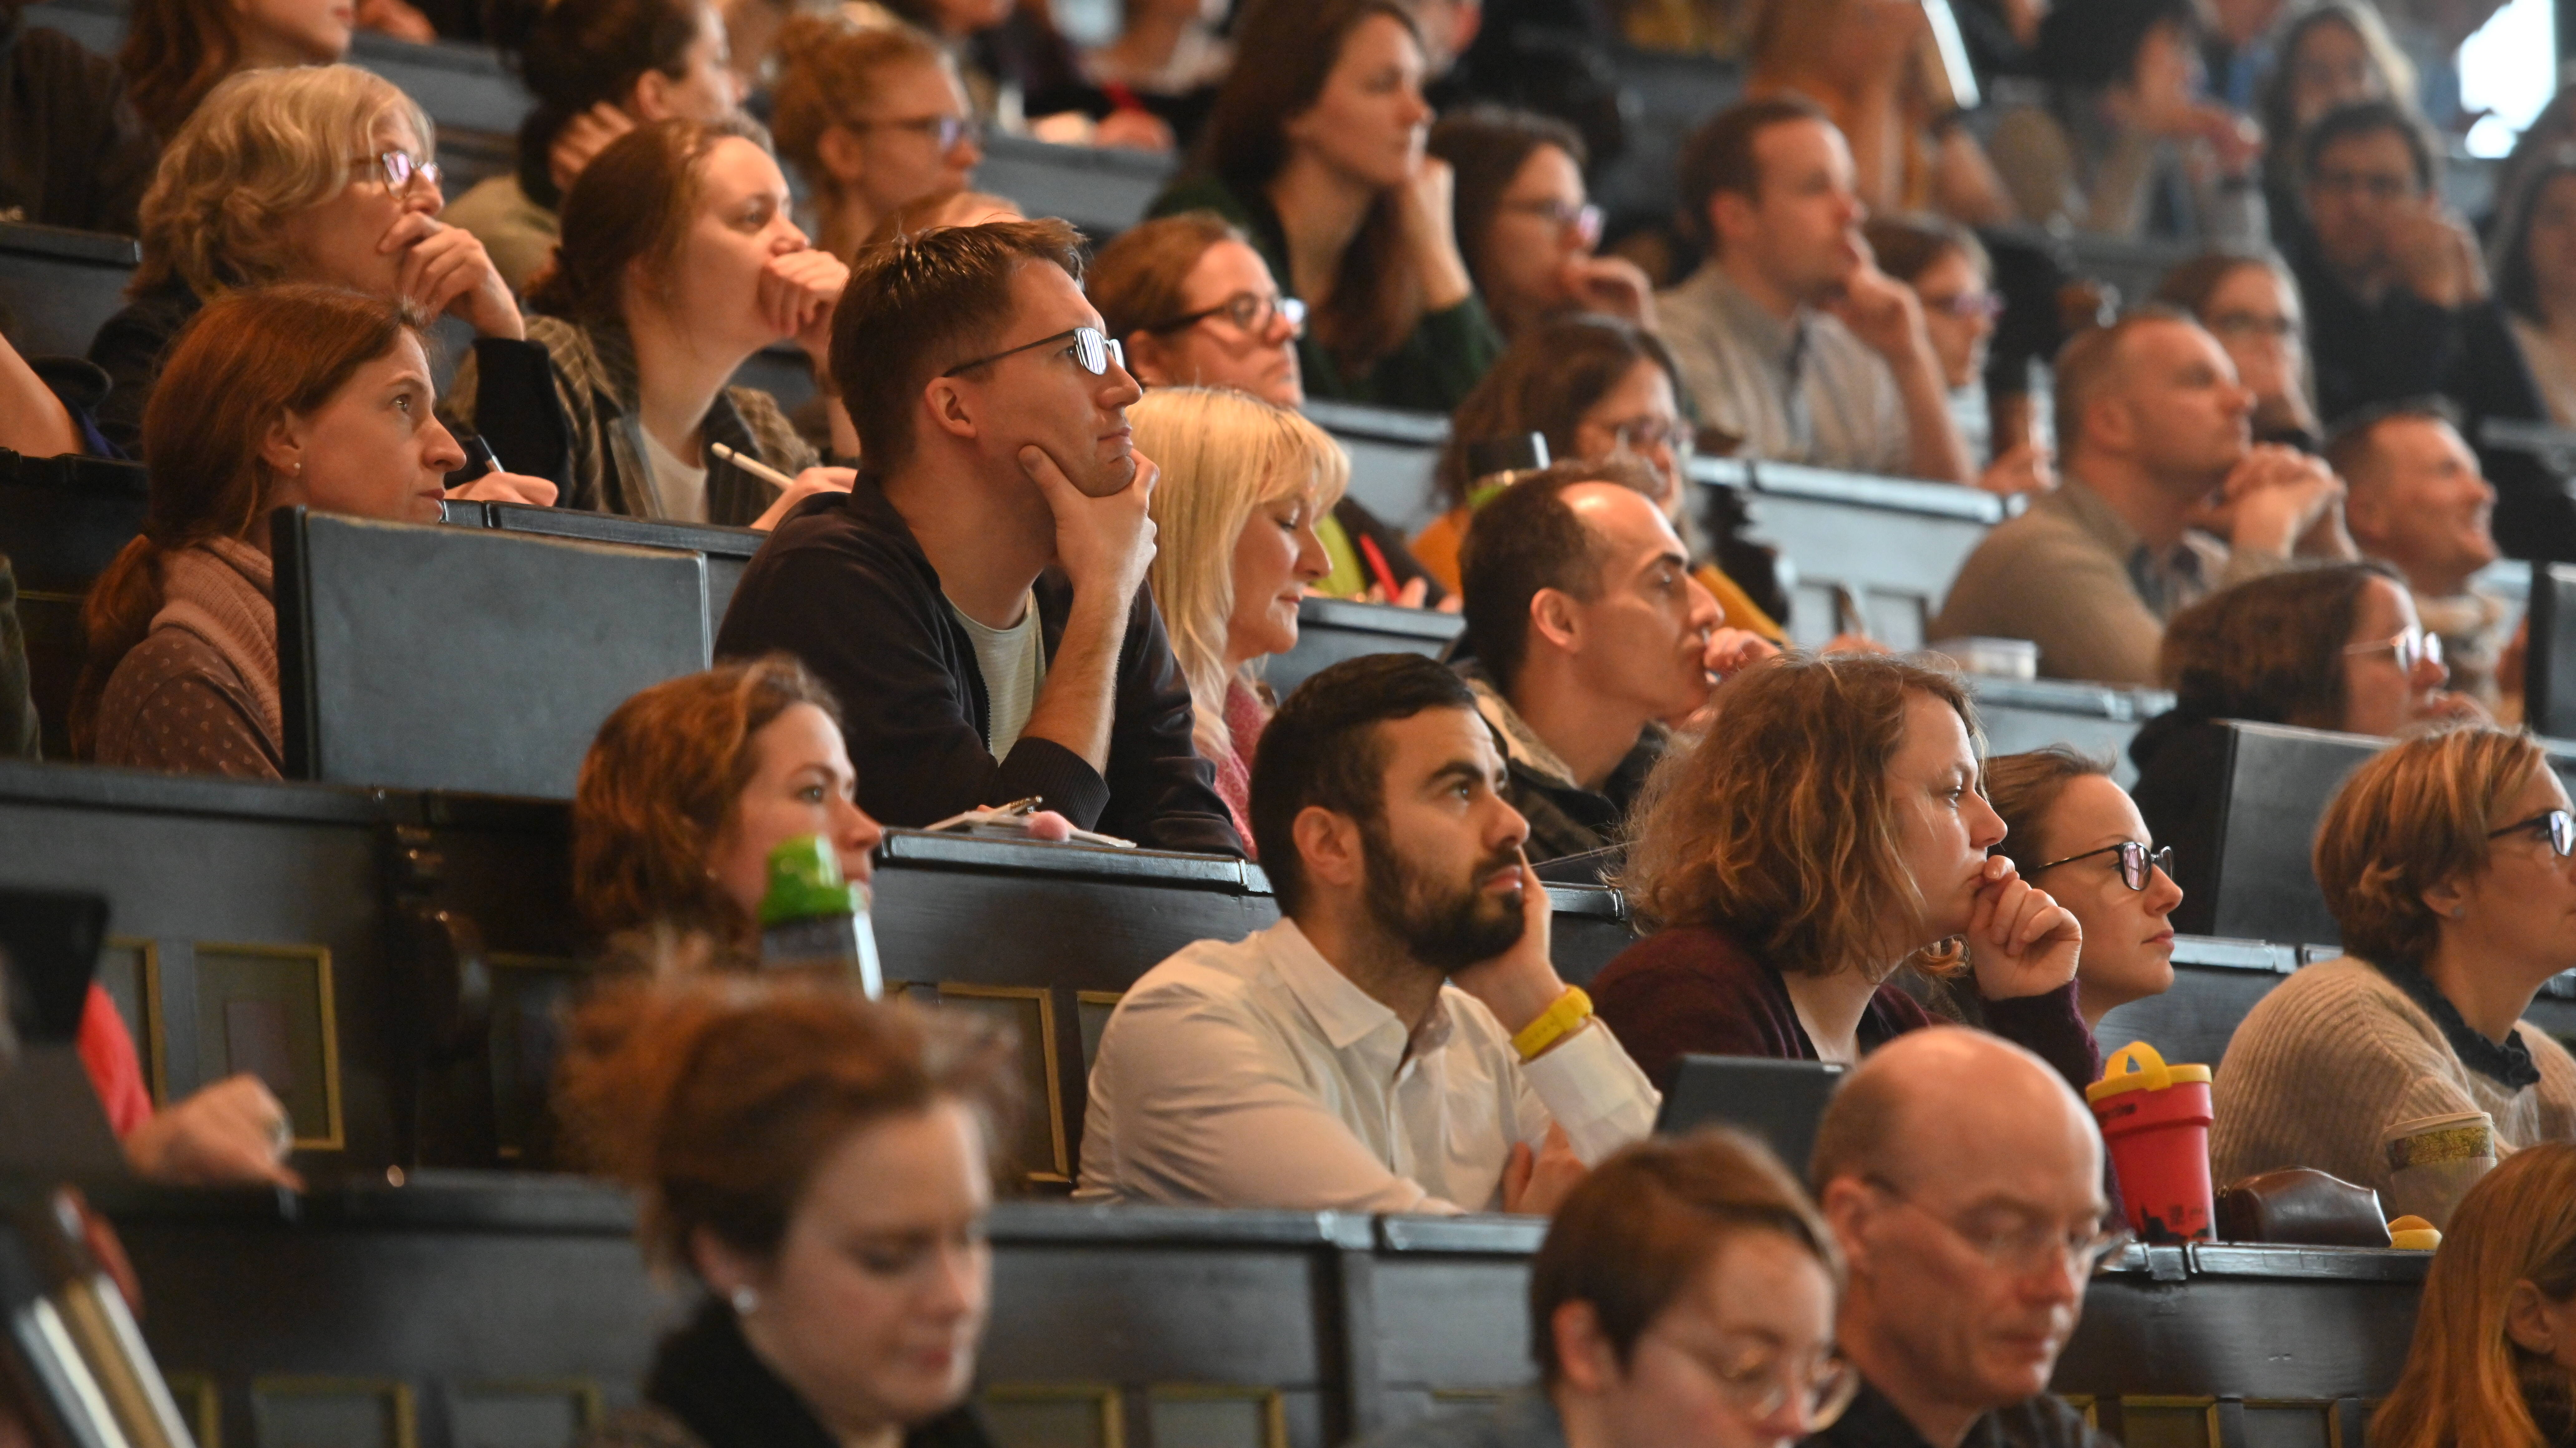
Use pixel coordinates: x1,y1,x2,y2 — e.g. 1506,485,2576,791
2086,1042,2215,1244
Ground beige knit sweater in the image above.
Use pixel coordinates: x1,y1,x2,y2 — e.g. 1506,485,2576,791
2211,955,2576,1195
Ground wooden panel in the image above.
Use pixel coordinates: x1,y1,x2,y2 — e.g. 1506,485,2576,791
444,1380,605,1448
1147,1387,1287,1448
191,942,343,1150
252,1377,417,1448
982,1385,1125,1448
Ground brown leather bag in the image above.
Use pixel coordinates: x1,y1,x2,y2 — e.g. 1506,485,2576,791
2215,1168,2394,1247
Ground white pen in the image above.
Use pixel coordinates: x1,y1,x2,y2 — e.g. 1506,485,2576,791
709,441,800,490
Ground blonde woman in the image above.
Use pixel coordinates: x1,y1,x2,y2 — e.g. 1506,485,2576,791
85,65,542,478
768,15,982,262
2376,1143,2576,1448
1127,387,1347,852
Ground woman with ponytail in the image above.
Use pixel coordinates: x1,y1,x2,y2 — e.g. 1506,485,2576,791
2375,1144,2576,1448
448,117,857,530
558,973,1017,1448
72,284,554,777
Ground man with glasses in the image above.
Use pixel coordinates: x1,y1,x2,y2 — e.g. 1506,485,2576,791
716,217,1241,854
2293,100,2497,424
1810,1028,2123,1448
2328,401,2512,712
1456,461,1773,880
1659,98,1977,487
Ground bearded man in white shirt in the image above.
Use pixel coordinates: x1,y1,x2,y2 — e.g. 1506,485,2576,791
1075,653,1661,1215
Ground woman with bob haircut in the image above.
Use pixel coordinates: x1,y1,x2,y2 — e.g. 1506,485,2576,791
2375,1142,2576,1448
1424,105,1655,344
447,0,744,293
1592,653,2096,1094
2129,562,2474,930
88,65,546,465
1127,388,1346,852
449,117,859,530
1354,1128,1855,1448
2213,727,2576,1195
1983,746,2184,1032
74,284,554,777
1147,0,1502,412
574,656,888,960
559,974,1017,1448
1415,315,1782,638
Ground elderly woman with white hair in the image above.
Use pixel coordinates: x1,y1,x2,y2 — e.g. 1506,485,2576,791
85,62,549,507
1128,386,1349,853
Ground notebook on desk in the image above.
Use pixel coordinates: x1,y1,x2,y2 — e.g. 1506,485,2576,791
1653,1056,1847,1181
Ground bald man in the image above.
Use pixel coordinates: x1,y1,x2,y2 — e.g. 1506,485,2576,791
1808,1028,2125,1448
1456,461,1774,879
1933,307,2354,686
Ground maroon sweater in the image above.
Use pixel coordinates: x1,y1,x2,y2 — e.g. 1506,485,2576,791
1591,924,2103,1098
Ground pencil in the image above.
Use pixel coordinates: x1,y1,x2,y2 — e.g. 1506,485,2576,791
710,441,799,490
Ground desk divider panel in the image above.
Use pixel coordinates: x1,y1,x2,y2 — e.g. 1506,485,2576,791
0,451,150,759
1697,458,2005,651
275,508,711,799
97,1186,2433,1448
0,220,140,359
1268,599,1464,699
2525,560,2576,738
1967,678,2174,787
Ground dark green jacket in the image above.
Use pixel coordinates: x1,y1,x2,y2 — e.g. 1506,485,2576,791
1148,173,1503,413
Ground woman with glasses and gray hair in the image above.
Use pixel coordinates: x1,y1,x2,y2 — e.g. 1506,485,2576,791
2128,561,2482,930
2213,725,2576,1199
85,63,545,491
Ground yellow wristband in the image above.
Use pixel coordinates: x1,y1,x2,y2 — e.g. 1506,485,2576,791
1512,986,1593,1063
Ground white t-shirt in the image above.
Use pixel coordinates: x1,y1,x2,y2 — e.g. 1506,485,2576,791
950,591,1046,759
639,427,709,523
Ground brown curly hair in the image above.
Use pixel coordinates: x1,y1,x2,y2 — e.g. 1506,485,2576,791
2313,725,2548,973
1620,652,1981,979
572,656,844,950
556,973,1021,1275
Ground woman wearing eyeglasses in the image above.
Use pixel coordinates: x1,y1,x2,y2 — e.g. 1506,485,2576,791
1412,315,1784,640
1984,747,2184,1032
2130,562,2480,932
1355,1129,1857,1448
1089,209,1447,608
1426,106,1656,344
2153,252,2323,449
770,17,983,265
448,0,742,294
1593,653,2099,1096
1864,216,2054,499
85,65,545,489
1147,0,1503,413
448,118,858,531
2212,725,2576,1199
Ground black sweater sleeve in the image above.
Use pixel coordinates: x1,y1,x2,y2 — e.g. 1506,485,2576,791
459,336,567,484
84,295,184,460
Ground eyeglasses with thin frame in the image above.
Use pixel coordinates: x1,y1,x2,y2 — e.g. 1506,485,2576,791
941,325,1126,379
352,151,441,194
1865,1176,2133,1280
842,113,980,152
1140,291,1307,339
2343,624,2443,674
2488,808,2576,857
1500,197,1604,248
1598,415,1695,460
2310,169,2418,202
1921,290,2004,321
1645,1328,1861,1429
2207,311,2301,342
2028,840,2174,892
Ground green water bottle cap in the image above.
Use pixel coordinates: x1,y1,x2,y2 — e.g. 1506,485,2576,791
758,834,864,927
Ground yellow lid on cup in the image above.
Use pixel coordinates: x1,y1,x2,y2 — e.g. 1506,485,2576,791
2085,1041,2214,1103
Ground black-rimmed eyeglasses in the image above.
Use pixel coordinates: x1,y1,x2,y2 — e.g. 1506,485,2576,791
1139,291,1306,339
2489,808,2576,857
2029,841,2173,892
941,326,1125,379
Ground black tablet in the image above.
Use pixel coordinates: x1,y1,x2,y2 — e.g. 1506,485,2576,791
1653,1055,1848,1183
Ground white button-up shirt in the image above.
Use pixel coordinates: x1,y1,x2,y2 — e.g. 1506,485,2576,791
1075,919,1661,1213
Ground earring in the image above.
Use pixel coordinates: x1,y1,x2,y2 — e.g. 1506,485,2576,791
731,1286,758,1315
